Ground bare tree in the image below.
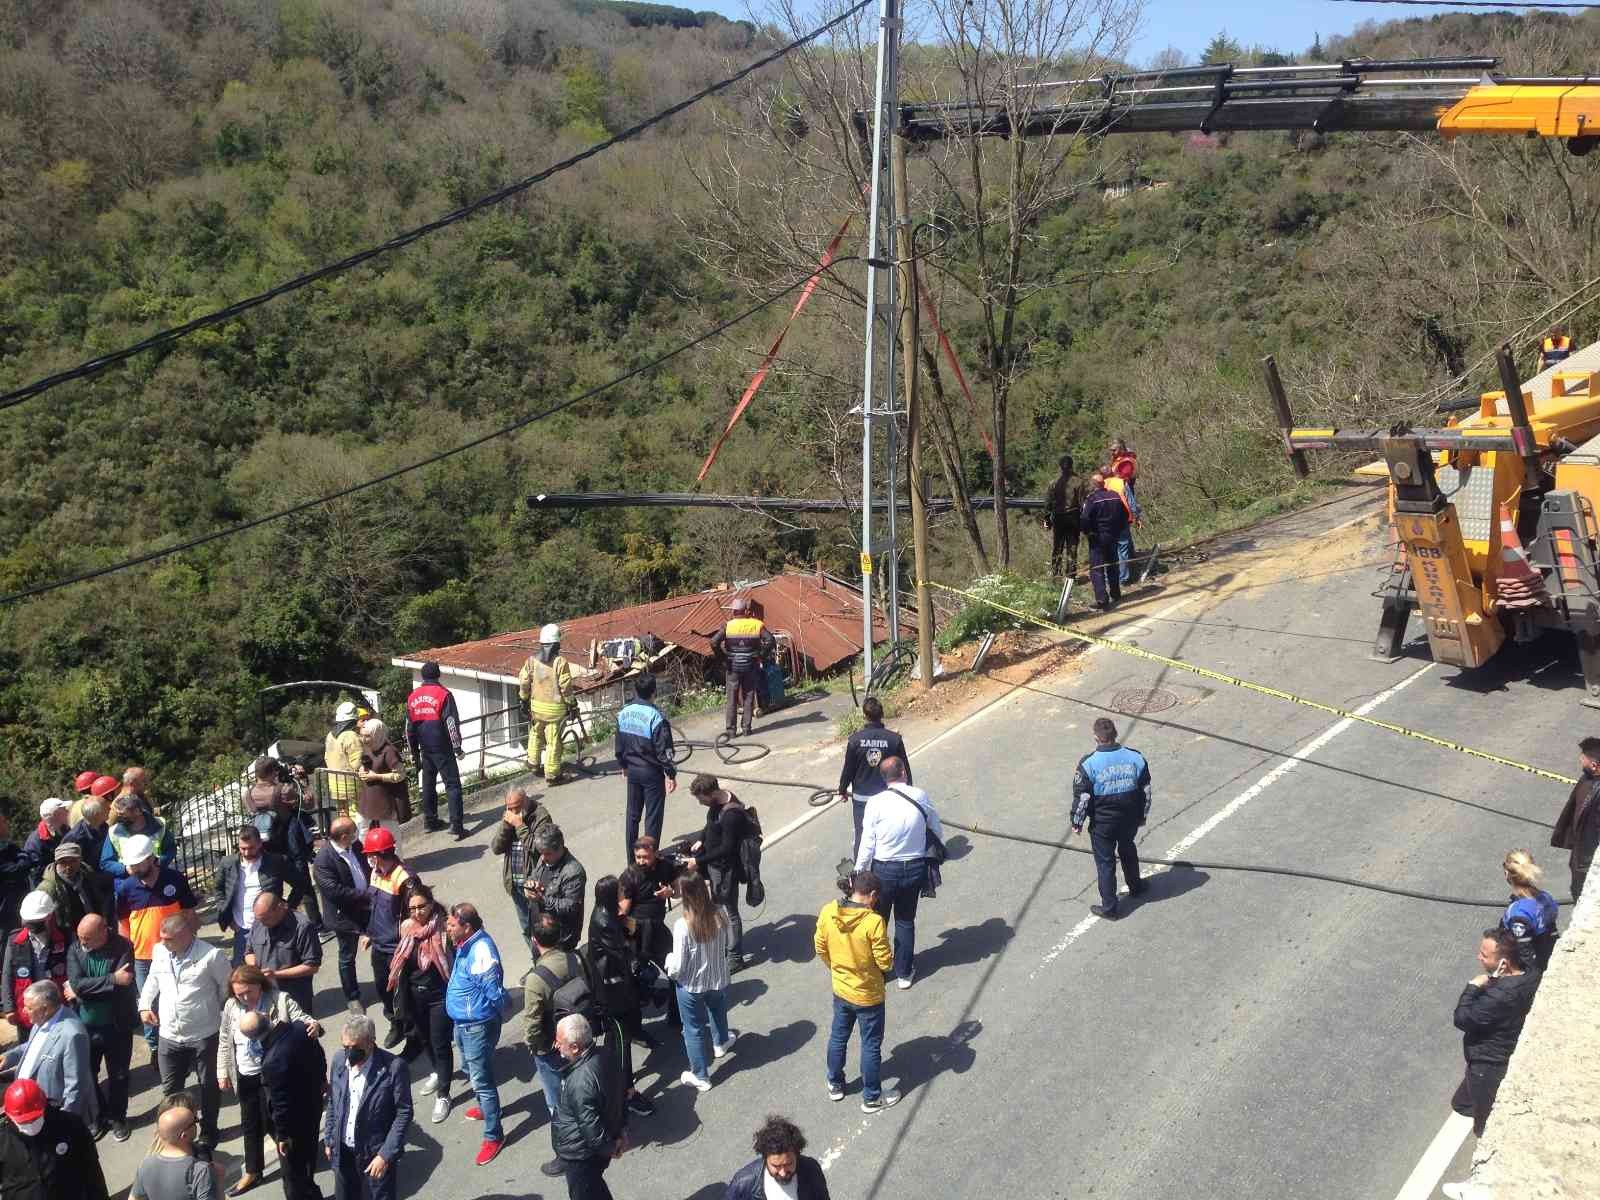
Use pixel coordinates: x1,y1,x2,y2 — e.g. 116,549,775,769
918,0,1142,567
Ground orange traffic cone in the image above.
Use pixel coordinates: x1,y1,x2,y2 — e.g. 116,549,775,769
1495,504,1547,609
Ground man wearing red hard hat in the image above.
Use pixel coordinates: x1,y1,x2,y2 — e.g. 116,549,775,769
0,1077,107,1200
362,826,418,1049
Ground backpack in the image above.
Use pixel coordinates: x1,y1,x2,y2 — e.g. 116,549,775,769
739,805,765,906
532,950,601,1037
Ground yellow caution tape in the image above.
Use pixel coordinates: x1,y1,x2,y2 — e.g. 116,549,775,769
925,579,1578,787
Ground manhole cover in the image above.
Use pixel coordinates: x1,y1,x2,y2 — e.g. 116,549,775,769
1110,687,1179,715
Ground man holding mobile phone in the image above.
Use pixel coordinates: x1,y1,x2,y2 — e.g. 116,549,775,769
1449,928,1538,1138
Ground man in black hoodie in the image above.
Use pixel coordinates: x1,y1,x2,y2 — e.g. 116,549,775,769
1451,927,1538,1137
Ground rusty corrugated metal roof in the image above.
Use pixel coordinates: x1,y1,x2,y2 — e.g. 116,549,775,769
398,572,907,678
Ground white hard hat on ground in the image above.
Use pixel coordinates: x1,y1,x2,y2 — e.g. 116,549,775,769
19,891,55,921
120,834,156,867
540,623,561,645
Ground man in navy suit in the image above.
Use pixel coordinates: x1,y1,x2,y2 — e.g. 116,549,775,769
312,819,371,1014
322,1014,411,1200
247,1008,327,1200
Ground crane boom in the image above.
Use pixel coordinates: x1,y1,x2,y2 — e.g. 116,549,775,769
861,57,1600,152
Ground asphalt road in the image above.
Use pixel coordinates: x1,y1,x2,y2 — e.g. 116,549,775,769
91,485,1581,1199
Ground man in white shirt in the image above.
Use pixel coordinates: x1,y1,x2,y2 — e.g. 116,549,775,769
854,757,942,991
213,826,287,967
138,912,231,1154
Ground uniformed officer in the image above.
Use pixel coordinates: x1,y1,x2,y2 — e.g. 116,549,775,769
406,663,464,838
614,672,677,856
837,697,911,859
1540,326,1573,372
519,624,573,785
1070,717,1151,919
710,597,775,738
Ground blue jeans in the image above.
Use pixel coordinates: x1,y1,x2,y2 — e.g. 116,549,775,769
827,995,885,1101
871,857,926,981
509,889,535,948
454,1017,502,1141
534,1048,564,1116
134,958,157,1050
675,985,729,1079
1116,529,1136,585
231,927,249,967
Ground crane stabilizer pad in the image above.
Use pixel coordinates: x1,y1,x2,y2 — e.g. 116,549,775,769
924,579,1578,787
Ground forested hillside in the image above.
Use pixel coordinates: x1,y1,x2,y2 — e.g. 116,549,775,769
2,0,1598,811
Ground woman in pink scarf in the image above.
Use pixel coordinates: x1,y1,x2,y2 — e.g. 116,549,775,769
388,881,456,1123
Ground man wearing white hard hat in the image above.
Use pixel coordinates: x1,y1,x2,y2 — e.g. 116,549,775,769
21,800,71,888
324,700,366,823
111,835,196,1053
0,892,70,1034
519,623,574,786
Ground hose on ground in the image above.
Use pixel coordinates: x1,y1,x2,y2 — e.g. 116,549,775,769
565,735,1542,907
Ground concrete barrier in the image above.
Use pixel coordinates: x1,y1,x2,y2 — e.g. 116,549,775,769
1460,879,1600,1197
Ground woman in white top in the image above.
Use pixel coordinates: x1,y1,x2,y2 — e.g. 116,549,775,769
216,964,319,1195
664,871,737,1091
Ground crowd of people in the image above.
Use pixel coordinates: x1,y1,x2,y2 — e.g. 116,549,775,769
1043,436,1145,609
0,673,1589,1200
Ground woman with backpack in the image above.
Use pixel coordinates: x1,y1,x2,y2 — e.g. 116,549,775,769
664,871,736,1091
683,774,752,974
814,869,899,1113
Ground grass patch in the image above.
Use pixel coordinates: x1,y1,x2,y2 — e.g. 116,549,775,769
934,574,1061,650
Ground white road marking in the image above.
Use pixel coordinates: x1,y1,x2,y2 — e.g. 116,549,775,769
1028,661,1436,979
1392,1112,1474,1200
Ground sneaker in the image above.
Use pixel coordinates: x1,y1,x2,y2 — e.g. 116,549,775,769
418,1073,439,1096
860,1089,902,1113
430,1096,451,1124
382,1024,404,1049
540,1158,567,1177
474,1139,503,1166
827,1083,844,1102
91,1119,110,1141
110,1120,131,1143
626,1093,656,1117
896,976,913,991
451,827,468,841
679,1070,712,1092
1090,904,1120,920
465,1105,484,1121
712,1029,739,1058
318,928,336,943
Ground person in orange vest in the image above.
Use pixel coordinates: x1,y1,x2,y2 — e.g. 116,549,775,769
407,663,465,838
1108,437,1138,487
1540,327,1574,372
1103,463,1143,587
711,597,775,738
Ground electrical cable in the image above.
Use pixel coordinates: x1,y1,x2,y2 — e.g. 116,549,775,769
1327,0,1600,7
0,0,874,414
0,258,860,607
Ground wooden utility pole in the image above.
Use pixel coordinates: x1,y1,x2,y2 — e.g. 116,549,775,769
894,134,934,687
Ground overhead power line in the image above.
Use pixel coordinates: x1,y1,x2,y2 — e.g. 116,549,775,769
525,491,1046,512
0,261,859,607
1327,0,1600,8
0,0,874,415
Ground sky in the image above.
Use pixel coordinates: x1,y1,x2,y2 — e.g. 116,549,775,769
688,1,1532,66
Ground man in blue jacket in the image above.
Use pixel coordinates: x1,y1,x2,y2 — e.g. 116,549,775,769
1080,471,1130,611
444,902,505,1167
322,1014,411,1200
613,672,677,857
1071,717,1152,919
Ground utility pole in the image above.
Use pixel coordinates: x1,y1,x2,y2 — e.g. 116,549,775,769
893,134,933,687
857,0,899,687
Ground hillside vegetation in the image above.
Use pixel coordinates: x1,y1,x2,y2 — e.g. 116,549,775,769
1,0,1598,812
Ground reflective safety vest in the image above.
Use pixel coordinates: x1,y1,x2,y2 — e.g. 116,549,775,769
1541,335,1572,368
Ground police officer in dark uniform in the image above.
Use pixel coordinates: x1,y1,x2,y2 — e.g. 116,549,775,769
1080,471,1130,611
837,697,911,860
1071,717,1151,920
711,597,776,738
405,662,464,838
614,672,677,857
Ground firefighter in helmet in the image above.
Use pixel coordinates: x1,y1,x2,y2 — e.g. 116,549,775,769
519,623,573,784
710,596,775,738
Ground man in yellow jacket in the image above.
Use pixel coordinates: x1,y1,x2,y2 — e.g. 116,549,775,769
814,868,900,1113
519,623,573,784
